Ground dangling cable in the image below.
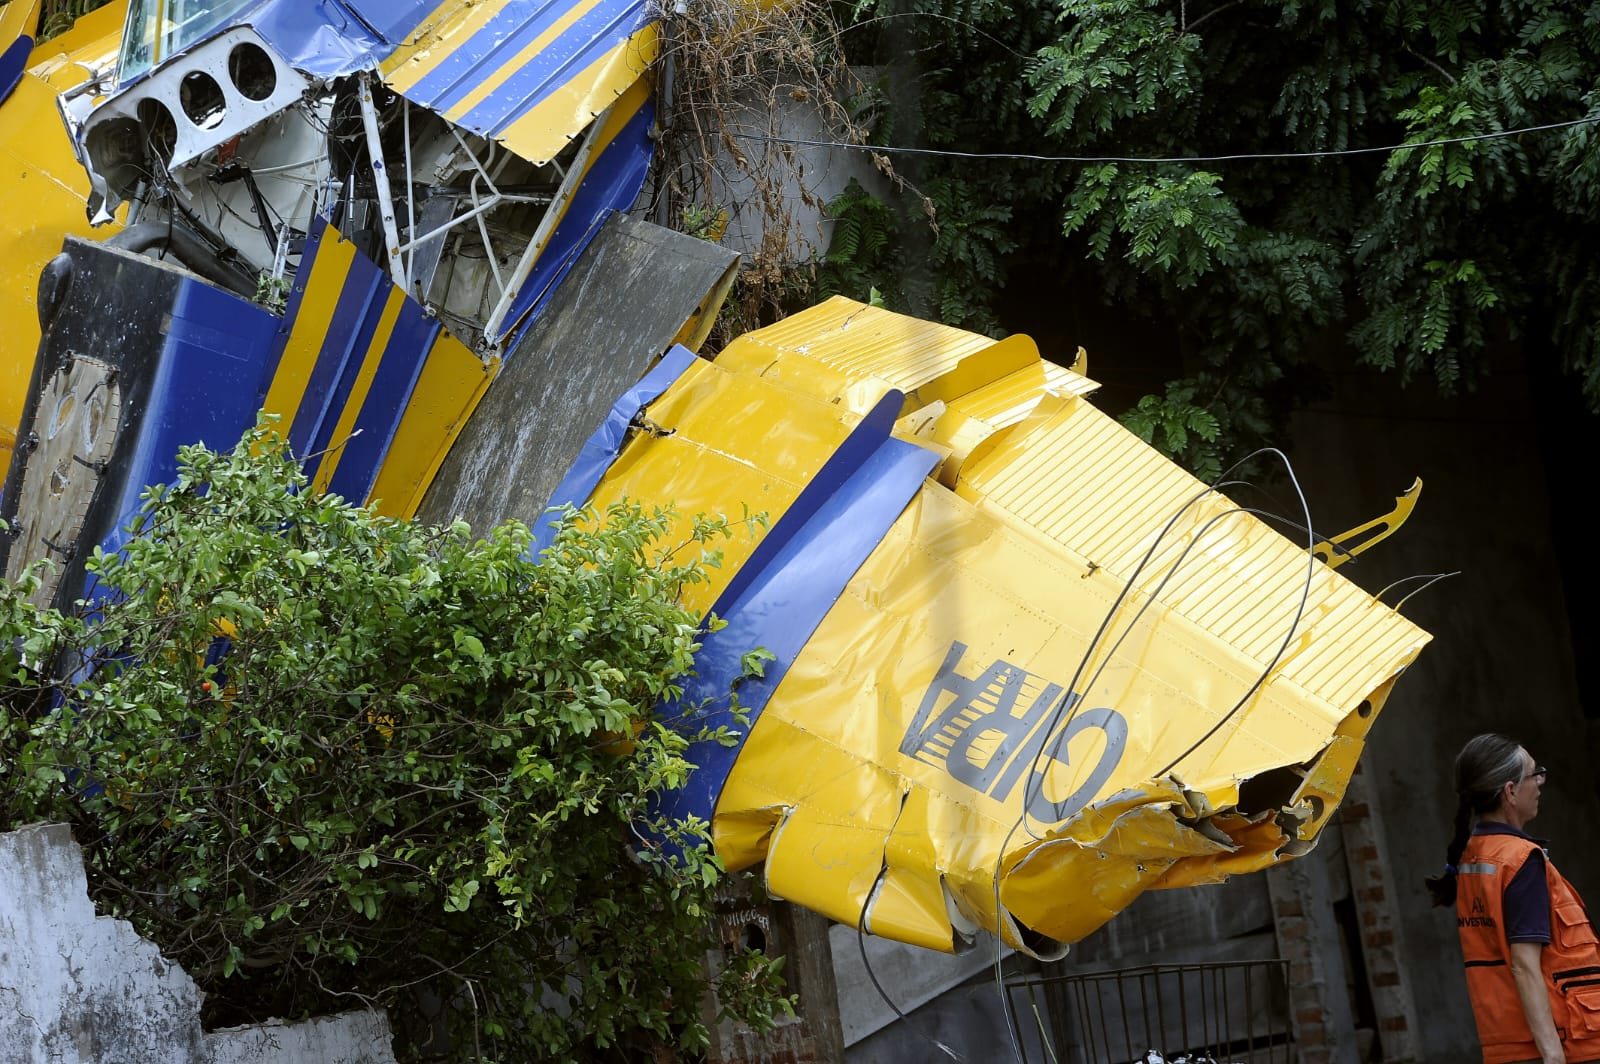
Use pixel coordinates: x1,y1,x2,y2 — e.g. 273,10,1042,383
993,447,1323,1061
1150,449,1317,778
994,473,1263,1063
853,876,963,1061
1376,571,1460,611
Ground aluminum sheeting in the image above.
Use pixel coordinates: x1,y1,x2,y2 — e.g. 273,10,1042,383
573,298,1431,958
378,0,657,165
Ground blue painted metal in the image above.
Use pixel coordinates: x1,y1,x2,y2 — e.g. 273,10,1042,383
402,0,650,138
324,297,446,504
327,0,434,46
248,0,426,76
94,280,283,564
496,100,656,345
0,33,30,106
114,0,416,85
530,342,699,554
282,241,390,462
648,392,941,835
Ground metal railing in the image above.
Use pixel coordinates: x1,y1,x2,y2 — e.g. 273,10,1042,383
1005,960,1294,1064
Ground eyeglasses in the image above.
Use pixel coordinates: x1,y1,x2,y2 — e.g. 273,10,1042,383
1518,766,1549,785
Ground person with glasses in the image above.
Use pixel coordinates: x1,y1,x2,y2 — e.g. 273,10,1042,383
1427,733,1600,1064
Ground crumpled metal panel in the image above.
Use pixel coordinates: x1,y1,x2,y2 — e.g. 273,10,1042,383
572,298,1431,959
377,0,657,165
0,3,124,474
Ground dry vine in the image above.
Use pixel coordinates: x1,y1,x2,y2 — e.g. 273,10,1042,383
651,0,884,347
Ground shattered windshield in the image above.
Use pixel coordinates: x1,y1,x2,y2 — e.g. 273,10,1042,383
118,0,257,82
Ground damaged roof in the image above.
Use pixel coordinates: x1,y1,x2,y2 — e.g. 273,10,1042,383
112,0,657,164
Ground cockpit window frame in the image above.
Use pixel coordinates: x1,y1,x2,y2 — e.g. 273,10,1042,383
117,0,257,83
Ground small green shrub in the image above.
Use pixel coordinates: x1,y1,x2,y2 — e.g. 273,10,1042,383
0,419,792,1061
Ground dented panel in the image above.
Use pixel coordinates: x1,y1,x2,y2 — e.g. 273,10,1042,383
573,298,1431,958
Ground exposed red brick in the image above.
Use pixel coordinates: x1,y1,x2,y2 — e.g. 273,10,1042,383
1382,1016,1410,1031
1364,930,1395,948
1374,971,1401,987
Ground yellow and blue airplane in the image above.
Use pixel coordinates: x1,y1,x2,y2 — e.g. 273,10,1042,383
1,0,660,604
0,0,1432,961
541,297,1430,957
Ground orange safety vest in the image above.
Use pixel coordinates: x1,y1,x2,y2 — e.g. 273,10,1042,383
1457,830,1600,1063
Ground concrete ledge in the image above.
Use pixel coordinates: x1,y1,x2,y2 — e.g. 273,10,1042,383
0,822,397,1064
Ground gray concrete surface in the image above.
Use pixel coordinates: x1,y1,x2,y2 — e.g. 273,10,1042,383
0,823,396,1064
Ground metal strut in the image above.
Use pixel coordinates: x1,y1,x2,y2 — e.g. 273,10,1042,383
1311,477,1423,569
356,71,408,292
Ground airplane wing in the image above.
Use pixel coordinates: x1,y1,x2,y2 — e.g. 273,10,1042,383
375,0,658,167
553,296,1432,957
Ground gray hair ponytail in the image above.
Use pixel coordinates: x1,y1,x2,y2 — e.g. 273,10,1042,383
1424,734,1525,907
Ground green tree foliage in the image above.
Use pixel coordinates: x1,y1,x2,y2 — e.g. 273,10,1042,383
0,423,791,1062
834,0,1600,474
38,0,112,39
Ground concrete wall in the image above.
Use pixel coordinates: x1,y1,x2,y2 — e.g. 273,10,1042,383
828,341,1596,1063
1282,350,1600,1062
0,823,397,1064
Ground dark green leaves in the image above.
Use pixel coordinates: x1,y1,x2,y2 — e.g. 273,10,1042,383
0,419,791,1061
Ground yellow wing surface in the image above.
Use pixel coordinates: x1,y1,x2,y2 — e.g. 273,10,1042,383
579,296,1430,957
0,2,125,468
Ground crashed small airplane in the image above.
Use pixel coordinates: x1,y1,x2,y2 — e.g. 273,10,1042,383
1,0,659,601
0,0,1431,961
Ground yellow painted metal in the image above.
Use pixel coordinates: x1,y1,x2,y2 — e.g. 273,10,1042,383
472,28,658,167
26,0,125,80
590,297,1432,957
0,1,41,45
258,221,501,519
260,230,358,424
367,337,499,520
379,0,506,90
310,287,408,496
380,0,658,167
715,294,1011,417
1312,477,1423,570
580,354,857,615
0,4,125,477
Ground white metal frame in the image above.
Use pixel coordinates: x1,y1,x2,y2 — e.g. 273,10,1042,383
352,70,621,352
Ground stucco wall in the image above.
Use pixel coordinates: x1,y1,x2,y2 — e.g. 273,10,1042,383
1284,350,1600,1062
0,822,397,1064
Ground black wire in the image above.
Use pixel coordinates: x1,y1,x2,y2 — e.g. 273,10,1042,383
994,472,1259,1063
1151,450,1317,778
854,872,963,1061
727,113,1600,165
993,448,1321,1061
1377,570,1460,610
